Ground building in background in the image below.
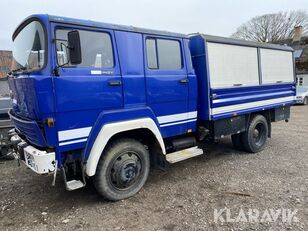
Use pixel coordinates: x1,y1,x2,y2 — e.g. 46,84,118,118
275,26,308,87
0,50,11,97
0,50,12,78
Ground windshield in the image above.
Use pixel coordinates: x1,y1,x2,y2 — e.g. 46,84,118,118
12,21,46,72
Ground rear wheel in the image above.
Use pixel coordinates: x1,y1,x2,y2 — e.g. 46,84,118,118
242,115,269,153
94,138,150,201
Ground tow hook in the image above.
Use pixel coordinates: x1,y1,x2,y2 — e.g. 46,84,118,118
52,160,58,186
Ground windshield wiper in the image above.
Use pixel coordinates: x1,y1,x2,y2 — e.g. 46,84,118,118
9,67,27,75
11,67,27,73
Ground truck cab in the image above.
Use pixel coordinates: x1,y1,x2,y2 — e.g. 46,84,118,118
8,15,295,201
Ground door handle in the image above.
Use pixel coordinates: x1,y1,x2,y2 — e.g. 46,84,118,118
179,79,189,83
108,80,122,86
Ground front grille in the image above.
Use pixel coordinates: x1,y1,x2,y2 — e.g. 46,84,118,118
8,110,46,147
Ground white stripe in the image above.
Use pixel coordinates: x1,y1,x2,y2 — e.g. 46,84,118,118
212,96,295,115
157,111,197,124
59,138,88,146
160,119,197,127
58,127,92,142
188,111,198,119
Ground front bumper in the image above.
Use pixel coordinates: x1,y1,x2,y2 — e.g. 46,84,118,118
10,133,56,174
296,97,304,104
296,99,304,104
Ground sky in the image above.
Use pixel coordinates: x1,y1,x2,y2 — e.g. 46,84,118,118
0,0,308,50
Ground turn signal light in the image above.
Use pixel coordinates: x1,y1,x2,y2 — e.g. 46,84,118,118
46,118,55,128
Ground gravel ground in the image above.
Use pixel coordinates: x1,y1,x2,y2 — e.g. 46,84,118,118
0,106,307,231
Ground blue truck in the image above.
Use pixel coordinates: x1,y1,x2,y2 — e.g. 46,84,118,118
8,15,296,201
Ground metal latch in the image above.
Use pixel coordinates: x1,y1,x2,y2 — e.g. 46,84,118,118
211,93,218,99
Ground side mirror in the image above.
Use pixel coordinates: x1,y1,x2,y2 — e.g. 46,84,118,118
68,30,82,65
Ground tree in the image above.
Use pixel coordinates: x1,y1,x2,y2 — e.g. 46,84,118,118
231,10,308,42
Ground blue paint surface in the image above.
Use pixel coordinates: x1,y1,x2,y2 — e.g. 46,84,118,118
8,15,295,167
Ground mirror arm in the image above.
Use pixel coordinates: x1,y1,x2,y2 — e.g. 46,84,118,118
52,38,68,43
53,42,71,76
53,66,60,77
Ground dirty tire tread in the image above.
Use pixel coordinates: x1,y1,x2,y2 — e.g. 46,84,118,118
241,115,269,153
94,138,150,201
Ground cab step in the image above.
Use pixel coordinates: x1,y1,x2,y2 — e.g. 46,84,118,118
62,161,86,191
65,180,85,191
166,146,204,164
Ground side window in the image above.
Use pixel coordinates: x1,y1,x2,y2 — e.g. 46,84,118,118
146,38,182,70
55,29,114,68
157,39,182,69
146,39,158,69
299,77,303,86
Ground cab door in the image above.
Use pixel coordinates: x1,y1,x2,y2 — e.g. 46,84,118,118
51,23,123,149
144,35,192,138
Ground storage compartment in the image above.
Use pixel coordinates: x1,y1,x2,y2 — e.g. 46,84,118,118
212,115,246,138
260,49,294,84
206,42,259,88
189,34,296,121
272,106,290,122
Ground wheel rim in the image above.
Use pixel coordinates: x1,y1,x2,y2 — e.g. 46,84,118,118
252,122,267,147
109,151,142,190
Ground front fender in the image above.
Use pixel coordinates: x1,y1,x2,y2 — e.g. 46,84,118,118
83,107,165,176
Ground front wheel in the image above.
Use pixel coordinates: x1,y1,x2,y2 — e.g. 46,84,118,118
94,138,150,201
242,115,269,153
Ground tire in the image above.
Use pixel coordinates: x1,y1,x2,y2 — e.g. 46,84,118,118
241,115,269,153
231,133,243,151
304,97,308,105
0,146,14,160
94,138,150,201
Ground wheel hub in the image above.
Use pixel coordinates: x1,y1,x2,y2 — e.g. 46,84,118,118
110,152,141,190
253,129,260,139
120,162,138,182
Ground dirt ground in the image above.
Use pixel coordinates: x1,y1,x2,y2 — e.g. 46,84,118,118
0,106,307,231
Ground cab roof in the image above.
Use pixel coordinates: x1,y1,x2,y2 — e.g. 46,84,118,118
13,14,187,40
48,15,188,39
13,14,294,52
